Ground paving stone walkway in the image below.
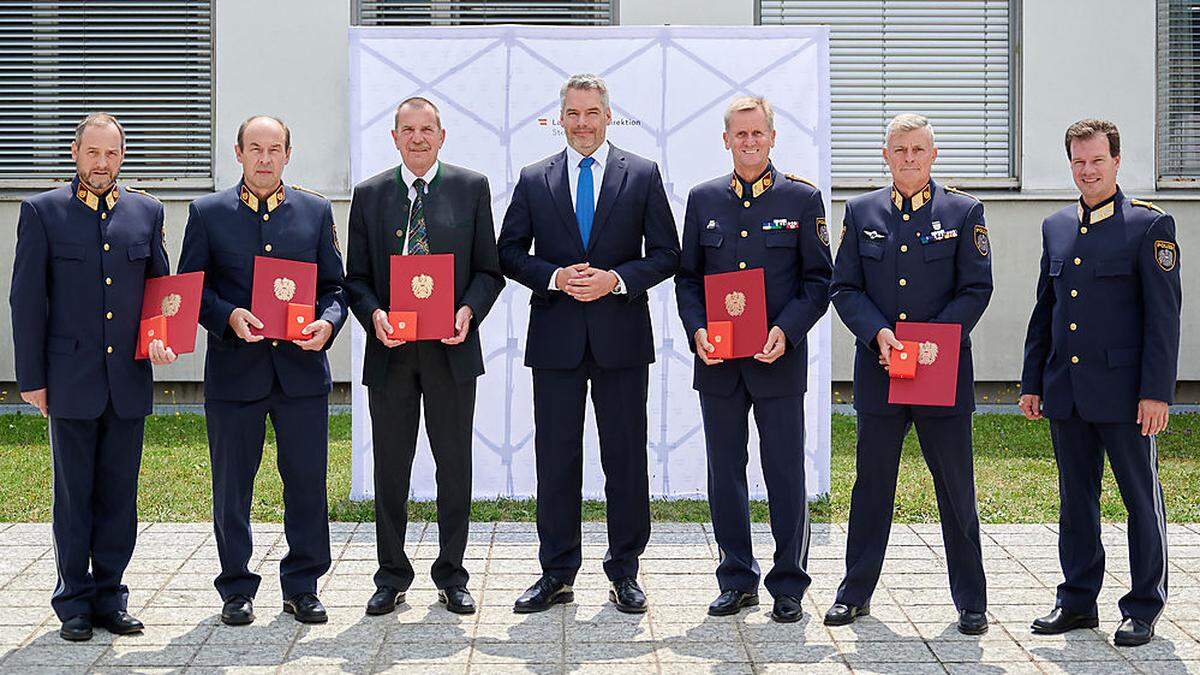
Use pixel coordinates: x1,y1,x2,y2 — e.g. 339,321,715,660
0,521,1197,673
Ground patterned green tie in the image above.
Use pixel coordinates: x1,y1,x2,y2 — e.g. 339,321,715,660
406,177,429,255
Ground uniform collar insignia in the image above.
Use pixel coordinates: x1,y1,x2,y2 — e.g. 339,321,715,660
265,184,285,212
730,164,774,200
751,168,773,198
729,175,742,199
892,183,931,213
239,183,285,213
75,180,118,211
239,184,259,212
1077,191,1117,225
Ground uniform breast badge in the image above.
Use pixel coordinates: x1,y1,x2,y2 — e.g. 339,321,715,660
724,291,746,317
918,341,939,366
161,293,182,317
273,277,297,302
412,273,435,299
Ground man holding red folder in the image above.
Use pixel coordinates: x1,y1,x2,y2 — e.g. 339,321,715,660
675,97,832,623
344,97,504,615
178,116,347,626
10,114,172,641
828,114,993,635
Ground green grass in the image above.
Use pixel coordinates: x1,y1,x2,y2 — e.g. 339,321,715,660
1,413,1197,523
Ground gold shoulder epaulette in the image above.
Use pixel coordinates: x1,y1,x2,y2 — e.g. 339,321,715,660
290,184,327,199
1131,198,1165,214
125,186,161,203
944,185,980,201
784,173,817,189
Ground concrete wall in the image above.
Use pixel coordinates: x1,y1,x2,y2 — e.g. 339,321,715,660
1,0,1196,397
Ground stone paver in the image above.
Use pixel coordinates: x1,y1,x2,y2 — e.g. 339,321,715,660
0,522,1197,673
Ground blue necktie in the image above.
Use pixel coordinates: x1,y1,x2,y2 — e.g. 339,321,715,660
576,156,595,246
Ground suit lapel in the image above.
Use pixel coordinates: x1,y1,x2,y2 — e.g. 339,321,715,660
587,145,627,253
383,170,409,254
545,150,585,254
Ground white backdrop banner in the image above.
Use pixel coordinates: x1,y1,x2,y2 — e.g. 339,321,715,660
348,25,832,501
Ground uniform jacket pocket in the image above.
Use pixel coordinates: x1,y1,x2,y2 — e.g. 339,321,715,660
127,241,150,260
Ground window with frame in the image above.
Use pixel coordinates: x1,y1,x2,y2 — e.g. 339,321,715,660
1158,0,1200,185
759,0,1016,187
354,0,615,26
0,1,213,185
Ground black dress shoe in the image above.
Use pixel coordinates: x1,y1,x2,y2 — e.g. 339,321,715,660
59,614,93,642
1030,606,1099,635
283,593,328,624
609,577,647,614
1114,617,1154,647
94,609,144,635
366,586,404,616
513,575,573,613
439,586,476,615
824,602,869,626
708,590,759,617
221,595,255,626
771,595,802,623
958,609,988,635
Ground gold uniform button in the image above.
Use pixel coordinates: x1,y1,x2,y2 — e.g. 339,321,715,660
900,244,908,253
264,244,272,252
902,213,910,221
1074,257,1082,266
1071,355,1080,364
899,312,908,320
103,243,110,252
395,229,403,238
263,213,270,221
105,311,113,320
743,201,751,208
1070,322,1078,331
1080,226,1088,234
899,278,907,287
100,212,108,220
106,346,113,354
738,261,747,270
740,230,748,238
105,277,112,286
1070,289,1079,298
271,340,279,347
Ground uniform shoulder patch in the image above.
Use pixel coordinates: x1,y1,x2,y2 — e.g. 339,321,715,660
1131,198,1165,214
1154,240,1177,272
125,186,161,203
944,185,980,201
784,173,817,189
816,217,829,246
290,184,327,200
973,224,990,257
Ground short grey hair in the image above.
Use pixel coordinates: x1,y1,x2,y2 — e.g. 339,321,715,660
75,112,125,148
885,113,935,145
724,96,774,131
560,73,610,110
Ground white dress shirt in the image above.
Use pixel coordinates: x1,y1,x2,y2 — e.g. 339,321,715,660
550,142,625,293
398,160,439,255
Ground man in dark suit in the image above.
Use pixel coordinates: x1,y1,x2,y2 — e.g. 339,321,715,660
1020,119,1181,647
344,97,504,616
675,97,833,623
10,113,172,641
497,74,680,614
178,116,347,626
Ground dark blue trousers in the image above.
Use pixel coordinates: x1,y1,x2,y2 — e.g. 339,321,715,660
205,386,330,601
700,383,811,599
531,357,650,584
837,411,987,612
48,402,144,620
1050,415,1169,624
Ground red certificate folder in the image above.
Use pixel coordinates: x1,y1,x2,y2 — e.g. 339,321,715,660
703,268,767,359
390,253,454,340
388,311,418,341
250,256,317,340
135,271,204,359
888,321,962,407
707,320,733,359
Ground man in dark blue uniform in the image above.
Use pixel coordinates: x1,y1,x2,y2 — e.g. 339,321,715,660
178,116,347,626
828,114,992,635
1020,119,1181,647
10,113,172,641
675,96,832,623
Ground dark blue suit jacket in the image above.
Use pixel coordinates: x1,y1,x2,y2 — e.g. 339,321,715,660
675,167,832,398
10,180,169,419
497,143,680,370
1021,190,1182,423
831,180,993,416
177,182,347,402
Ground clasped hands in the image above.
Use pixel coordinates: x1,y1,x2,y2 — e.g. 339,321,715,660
229,307,333,351
556,263,618,302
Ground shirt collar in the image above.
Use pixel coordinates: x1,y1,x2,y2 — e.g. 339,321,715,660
566,141,609,173
399,160,440,193
1077,187,1120,225
73,176,119,211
